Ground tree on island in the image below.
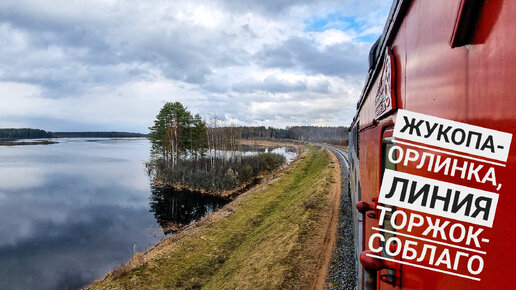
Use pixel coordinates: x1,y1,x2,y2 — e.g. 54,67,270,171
149,102,208,165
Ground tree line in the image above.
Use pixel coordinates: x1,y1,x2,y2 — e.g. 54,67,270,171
206,125,349,146
0,128,148,141
0,128,52,140
52,132,147,138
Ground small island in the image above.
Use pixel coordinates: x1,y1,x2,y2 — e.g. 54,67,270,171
146,102,291,197
0,128,56,146
0,140,58,146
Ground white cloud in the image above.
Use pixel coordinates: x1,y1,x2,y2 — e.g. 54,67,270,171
312,29,354,47
0,0,391,130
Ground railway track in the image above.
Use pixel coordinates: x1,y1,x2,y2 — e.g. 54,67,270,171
320,144,357,289
333,147,350,169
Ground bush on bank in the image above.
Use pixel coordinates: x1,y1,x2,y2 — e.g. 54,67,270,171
148,152,286,193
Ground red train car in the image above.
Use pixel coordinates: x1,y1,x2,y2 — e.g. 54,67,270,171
349,0,516,289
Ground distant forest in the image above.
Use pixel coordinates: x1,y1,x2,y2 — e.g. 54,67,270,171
51,132,148,138
0,128,148,140
0,126,348,145
0,128,53,140
213,126,349,146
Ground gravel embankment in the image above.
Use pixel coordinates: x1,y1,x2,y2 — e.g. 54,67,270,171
322,144,357,290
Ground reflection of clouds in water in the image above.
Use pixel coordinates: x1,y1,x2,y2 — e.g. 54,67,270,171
0,206,163,290
0,139,151,192
0,167,46,190
77,162,151,192
269,146,298,163
0,161,149,194
0,173,152,247
0,139,163,289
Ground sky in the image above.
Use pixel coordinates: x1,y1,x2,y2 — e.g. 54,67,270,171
0,0,391,133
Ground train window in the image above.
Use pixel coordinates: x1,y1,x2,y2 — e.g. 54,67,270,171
381,137,396,178
381,137,398,274
450,0,485,48
355,123,359,160
369,38,381,70
381,138,396,234
350,122,359,160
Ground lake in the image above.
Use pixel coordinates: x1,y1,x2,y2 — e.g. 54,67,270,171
0,138,296,289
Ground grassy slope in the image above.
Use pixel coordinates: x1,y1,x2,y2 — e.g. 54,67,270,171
91,146,337,289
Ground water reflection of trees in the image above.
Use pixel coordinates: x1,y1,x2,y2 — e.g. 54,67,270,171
149,185,228,234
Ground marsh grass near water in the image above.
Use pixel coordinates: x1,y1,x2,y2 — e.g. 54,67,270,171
148,151,288,195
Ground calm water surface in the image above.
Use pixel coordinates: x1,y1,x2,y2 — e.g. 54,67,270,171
0,138,296,289
0,138,223,289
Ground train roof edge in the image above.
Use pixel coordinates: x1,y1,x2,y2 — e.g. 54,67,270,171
350,0,411,129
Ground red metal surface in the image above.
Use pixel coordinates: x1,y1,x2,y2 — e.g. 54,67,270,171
351,0,516,289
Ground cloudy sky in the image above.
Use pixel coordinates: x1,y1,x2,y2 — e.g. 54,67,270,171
0,0,391,133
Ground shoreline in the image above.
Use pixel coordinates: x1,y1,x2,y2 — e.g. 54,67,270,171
150,139,303,199
0,140,58,146
88,144,344,289
87,144,316,288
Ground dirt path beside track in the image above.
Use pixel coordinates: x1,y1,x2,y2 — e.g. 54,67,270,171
322,144,358,290
313,147,342,289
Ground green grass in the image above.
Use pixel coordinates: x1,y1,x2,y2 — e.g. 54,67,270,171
91,145,335,289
